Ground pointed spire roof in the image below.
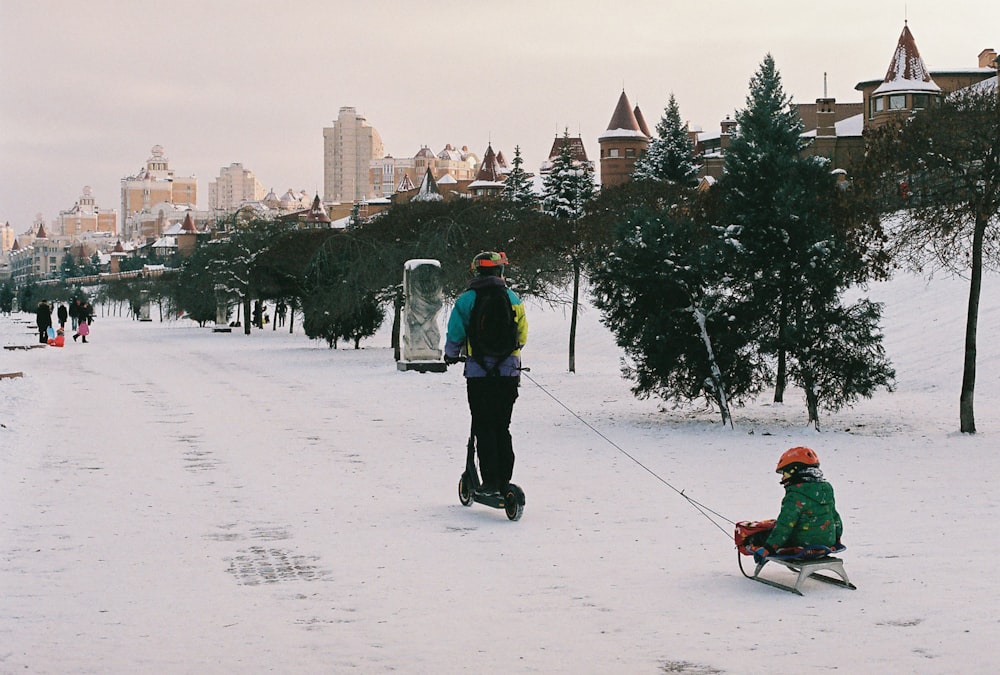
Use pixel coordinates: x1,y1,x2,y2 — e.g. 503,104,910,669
35,222,48,238
305,194,331,223
873,22,941,95
474,144,504,183
600,90,648,140
180,212,197,232
634,105,652,137
396,173,416,192
113,239,125,253
413,168,443,202
11,238,21,251
606,91,641,131
547,135,590,163
419,168,439,194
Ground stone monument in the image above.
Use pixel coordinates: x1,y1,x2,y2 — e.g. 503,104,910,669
212,284,232,333
397,259,447,373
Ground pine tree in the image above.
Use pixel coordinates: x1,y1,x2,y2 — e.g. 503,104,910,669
590,198,765,425
541,128,596,372
542,129,595,221
501,145,537,208
723,54,894,426
632,94,698,185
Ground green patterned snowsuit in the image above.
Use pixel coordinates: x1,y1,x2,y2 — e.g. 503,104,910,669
765,480,843,550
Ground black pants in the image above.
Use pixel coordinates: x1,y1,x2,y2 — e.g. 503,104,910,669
466,377,519,489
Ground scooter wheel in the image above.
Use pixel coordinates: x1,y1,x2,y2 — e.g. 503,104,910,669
503,486,524,521
458,475,473,506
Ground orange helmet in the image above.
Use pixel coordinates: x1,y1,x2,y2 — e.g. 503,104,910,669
775,446,820,473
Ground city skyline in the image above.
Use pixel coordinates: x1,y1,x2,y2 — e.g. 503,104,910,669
1,0,997,230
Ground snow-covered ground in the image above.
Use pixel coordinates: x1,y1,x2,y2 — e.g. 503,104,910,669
2,272,999,674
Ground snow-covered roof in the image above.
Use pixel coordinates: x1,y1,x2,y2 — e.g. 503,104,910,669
437,173,457,184
437,145,464,161
800,113,864,139
598,128,649,141
152,236,177,249
951,74,999,98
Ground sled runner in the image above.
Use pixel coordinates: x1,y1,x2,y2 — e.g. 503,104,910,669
735,520,857,596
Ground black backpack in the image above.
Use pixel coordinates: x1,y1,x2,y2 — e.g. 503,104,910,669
468,286,519,364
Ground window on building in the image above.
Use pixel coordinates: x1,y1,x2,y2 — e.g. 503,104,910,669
872,97,885,115
912,93,929,109
609,148,620,158
625,148,635,158
889,94,906,110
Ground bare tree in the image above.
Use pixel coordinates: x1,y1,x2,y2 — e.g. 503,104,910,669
860,82,1000,433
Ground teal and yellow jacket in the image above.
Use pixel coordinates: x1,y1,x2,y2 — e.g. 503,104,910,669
445,276,528,378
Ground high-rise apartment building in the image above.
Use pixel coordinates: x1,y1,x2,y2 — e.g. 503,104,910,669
208,162,266,214
1,221,15,253
323,107,384,204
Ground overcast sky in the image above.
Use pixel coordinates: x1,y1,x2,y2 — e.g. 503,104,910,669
1,0,997,231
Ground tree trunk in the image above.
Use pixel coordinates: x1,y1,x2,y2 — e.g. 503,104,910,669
774,297,787,403
568,261,580,373
288,298,296,334
392,291,402,362
691,306,733,428
243,298,251,336
803,369,820,431
959,214,986,433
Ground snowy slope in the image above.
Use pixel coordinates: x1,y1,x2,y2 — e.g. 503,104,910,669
1,272,999,674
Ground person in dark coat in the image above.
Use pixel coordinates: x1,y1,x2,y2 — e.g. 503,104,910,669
36,300,52,344
57,303,68,329
69,298,82,330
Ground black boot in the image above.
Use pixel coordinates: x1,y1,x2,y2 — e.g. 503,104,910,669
72,334,78,342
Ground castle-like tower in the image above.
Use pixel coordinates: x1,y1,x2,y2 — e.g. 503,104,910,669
58,186,117,236
120,145,197,241
598,91,649,188
864,22,943,130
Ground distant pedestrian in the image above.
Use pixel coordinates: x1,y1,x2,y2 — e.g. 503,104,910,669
73,319,90,343
36,299,52,344
252,300,263,329
57,304,68,329
275,300,287,328
69,298,82,330
73,302,93,343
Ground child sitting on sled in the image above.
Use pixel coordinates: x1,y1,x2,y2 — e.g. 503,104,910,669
750,446,843,563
